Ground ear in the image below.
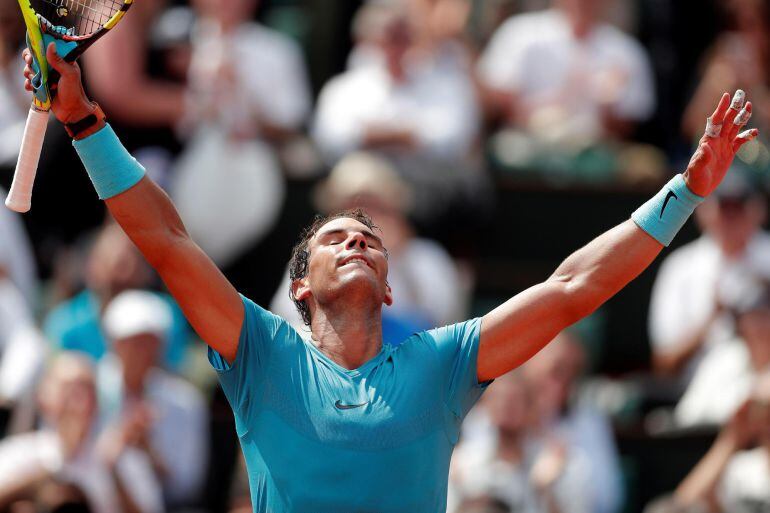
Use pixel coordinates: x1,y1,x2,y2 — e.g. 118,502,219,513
292,276,312,303
384,282,393,306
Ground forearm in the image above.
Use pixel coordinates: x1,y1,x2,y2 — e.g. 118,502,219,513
549,220,663,319
106,177,190,270
675,433,737,509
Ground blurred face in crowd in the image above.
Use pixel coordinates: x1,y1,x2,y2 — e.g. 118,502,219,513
696,195,766,258
294,216,393,326
524,333,585,419
725,0,770,32
87,224,151,300
485,373,532,436
556,0,606,37
192,0,258,30
114,333,162,395
738,306,770,370
379,15,414,81
38,356,98,428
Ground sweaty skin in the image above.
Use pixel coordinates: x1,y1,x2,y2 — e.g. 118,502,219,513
24,45,759,382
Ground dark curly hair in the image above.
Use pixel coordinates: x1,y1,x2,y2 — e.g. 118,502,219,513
288,208,383,326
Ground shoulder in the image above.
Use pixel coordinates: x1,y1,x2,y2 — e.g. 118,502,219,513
320,67,378,95
242,23,304,60
412,318,483,354
493,9,561,39
594,23,650,63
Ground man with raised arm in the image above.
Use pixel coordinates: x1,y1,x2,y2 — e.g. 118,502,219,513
22,43,759,513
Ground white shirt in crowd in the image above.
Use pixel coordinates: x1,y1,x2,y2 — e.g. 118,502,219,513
269,237,465,336
649,233,770,384
478,9,655,139
188,20,312,133
0,279,46,405
98,359,209,506
0,430,164,513
0,188,37,306
675,339,758,427
719,447,770,513
313,49,479,164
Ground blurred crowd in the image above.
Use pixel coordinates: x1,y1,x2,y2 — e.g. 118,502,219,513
1,0,770,512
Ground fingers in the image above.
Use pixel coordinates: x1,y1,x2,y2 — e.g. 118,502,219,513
709,92,731,125
45,42,74,77
732,128,760,153
723,89,746,127
728,101,752,140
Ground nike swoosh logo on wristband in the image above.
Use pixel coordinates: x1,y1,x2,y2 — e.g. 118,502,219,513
660,190,678,218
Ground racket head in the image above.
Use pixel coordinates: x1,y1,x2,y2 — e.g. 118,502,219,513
30,0,133,60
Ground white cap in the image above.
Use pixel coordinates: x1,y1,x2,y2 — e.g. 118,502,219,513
102,290,172,343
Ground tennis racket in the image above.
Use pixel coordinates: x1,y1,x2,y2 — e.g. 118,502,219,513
5,0,133,213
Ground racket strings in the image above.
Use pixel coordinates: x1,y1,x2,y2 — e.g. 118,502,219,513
31,0,122,36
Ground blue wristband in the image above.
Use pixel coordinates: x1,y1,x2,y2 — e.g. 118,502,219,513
631,174,704,246
72,124,146,200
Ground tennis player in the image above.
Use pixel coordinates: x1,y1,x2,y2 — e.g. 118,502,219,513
24,44,759,512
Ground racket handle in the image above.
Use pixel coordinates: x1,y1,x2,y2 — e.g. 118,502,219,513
6,107,49,213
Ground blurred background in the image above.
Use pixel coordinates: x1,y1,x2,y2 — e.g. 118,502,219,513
1,0,770,512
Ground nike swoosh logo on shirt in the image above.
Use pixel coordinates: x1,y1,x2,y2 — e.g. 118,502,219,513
334,400,368,410
660,190,678,218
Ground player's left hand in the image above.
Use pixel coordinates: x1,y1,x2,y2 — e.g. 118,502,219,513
683,90,759,197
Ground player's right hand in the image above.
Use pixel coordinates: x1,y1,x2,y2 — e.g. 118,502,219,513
22,43,96,124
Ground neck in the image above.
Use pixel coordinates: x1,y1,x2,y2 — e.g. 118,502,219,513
310,300,383,370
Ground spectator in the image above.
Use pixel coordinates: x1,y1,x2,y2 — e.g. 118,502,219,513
449,372,591,513
673,372,770,513
99,290,208,509
44,223,191,371
0,353,164,513
523,332,624,513
478,0,657,180
675,290,770,427
0,188,38,307
682,0,770,147
171,0,312,267
315,2,478,163
0,278,46,436
269,152,467,341
648,169,770,389
82,0,184,129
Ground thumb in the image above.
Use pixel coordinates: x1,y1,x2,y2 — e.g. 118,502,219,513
45,42,71,75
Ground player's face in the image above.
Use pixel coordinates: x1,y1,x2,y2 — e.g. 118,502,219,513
294,217,392,315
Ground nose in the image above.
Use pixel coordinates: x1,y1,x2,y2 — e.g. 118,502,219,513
346,232,367,251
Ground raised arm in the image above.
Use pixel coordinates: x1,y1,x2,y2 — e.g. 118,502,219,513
23,45,243,363
478,91,758,382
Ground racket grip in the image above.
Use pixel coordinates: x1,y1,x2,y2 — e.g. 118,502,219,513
6,107,49,213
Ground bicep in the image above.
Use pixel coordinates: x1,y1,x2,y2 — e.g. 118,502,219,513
478,280,578,381
153,237,243,363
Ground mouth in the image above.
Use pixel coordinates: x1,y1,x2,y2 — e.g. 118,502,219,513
339,254,374,269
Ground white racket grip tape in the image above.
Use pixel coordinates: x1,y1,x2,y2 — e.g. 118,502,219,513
6,107,49,213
